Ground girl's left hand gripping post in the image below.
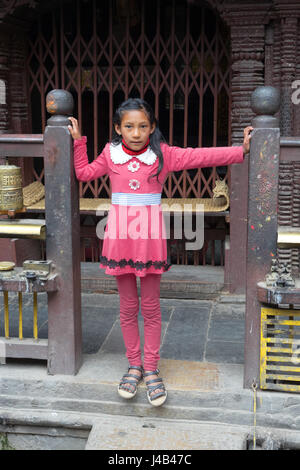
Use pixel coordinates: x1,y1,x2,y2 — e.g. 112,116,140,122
243,126,253,155
68,117,82,140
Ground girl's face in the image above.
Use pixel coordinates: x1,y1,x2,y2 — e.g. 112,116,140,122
115,109,155,151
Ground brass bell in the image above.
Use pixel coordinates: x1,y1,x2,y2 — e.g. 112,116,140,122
0,163,23,211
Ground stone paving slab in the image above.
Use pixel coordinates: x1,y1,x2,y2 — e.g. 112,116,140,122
157,359,219,391
99,319,169,356
205,340,244,364
85,415,249,450
160,305,210,361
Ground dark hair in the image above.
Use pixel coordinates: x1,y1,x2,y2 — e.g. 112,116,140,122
111,98,165,183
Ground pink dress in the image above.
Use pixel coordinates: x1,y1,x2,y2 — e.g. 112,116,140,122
73,137,244,277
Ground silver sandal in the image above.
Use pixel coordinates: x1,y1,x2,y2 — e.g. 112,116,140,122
118,365,143,399
143,369,167,407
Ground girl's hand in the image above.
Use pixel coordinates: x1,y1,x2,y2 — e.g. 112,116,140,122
243,126,253,155
68,117,82,140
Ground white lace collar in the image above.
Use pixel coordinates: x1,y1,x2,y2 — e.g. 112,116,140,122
110,143,157,165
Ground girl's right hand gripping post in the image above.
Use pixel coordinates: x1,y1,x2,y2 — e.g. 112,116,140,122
68,117,82,140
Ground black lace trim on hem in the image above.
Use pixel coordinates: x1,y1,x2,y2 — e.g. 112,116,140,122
100,256,172,272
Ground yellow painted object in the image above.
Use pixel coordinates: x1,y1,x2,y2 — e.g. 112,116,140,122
260,307,300,392
18,292,23,340
2,291,38,341
0,261,15,271
277,226,300,248
3,291,9,338
33,292,38,340
0,219,45,240
0,164,23,211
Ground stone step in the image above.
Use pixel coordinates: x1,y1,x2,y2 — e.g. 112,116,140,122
85,415,249,450
81,263,225,299
1,357,300,432
0,381,254,426
2,407,300,451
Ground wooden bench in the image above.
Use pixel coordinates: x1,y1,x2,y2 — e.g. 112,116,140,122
25,197,229,215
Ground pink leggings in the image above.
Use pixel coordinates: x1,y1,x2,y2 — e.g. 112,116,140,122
115,273,162,371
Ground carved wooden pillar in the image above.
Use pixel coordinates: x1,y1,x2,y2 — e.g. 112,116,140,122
0,29,11,137
8,32,30,134
264,21,274,86
272,19,282,90
295,17,300,136
274,2,300,277
8,30,33,184
221,4,269,293
279,16,298,135
0,12,34,181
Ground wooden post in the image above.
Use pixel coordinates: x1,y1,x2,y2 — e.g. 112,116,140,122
244,86,281,389
44,89,82,375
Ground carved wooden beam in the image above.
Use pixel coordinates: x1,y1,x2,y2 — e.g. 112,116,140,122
0,0,37,20
273,0,300,15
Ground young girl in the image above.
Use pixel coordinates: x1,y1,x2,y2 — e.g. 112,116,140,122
68,98,252,407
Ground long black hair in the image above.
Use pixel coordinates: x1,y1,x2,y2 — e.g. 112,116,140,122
111,98,166,183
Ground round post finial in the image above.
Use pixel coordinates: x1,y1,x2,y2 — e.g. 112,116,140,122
46,89,74,126
250,86,280,128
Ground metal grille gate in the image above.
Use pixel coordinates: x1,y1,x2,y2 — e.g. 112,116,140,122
27,0,231,198
27,0,231,265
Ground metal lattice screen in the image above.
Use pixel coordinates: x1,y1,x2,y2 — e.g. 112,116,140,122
27,0,232,200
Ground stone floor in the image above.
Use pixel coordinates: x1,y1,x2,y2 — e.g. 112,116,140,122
0,291,245,366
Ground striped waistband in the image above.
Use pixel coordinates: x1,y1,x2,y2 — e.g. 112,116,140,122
111,192,161,206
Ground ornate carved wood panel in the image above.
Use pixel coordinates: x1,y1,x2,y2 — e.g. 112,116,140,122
271,5,300,276
26,0,231,199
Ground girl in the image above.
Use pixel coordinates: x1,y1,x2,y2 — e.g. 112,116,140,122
68,98,252,407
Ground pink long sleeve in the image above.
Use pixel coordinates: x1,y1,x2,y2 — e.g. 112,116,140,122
161,143,244,172
73,136,109,181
